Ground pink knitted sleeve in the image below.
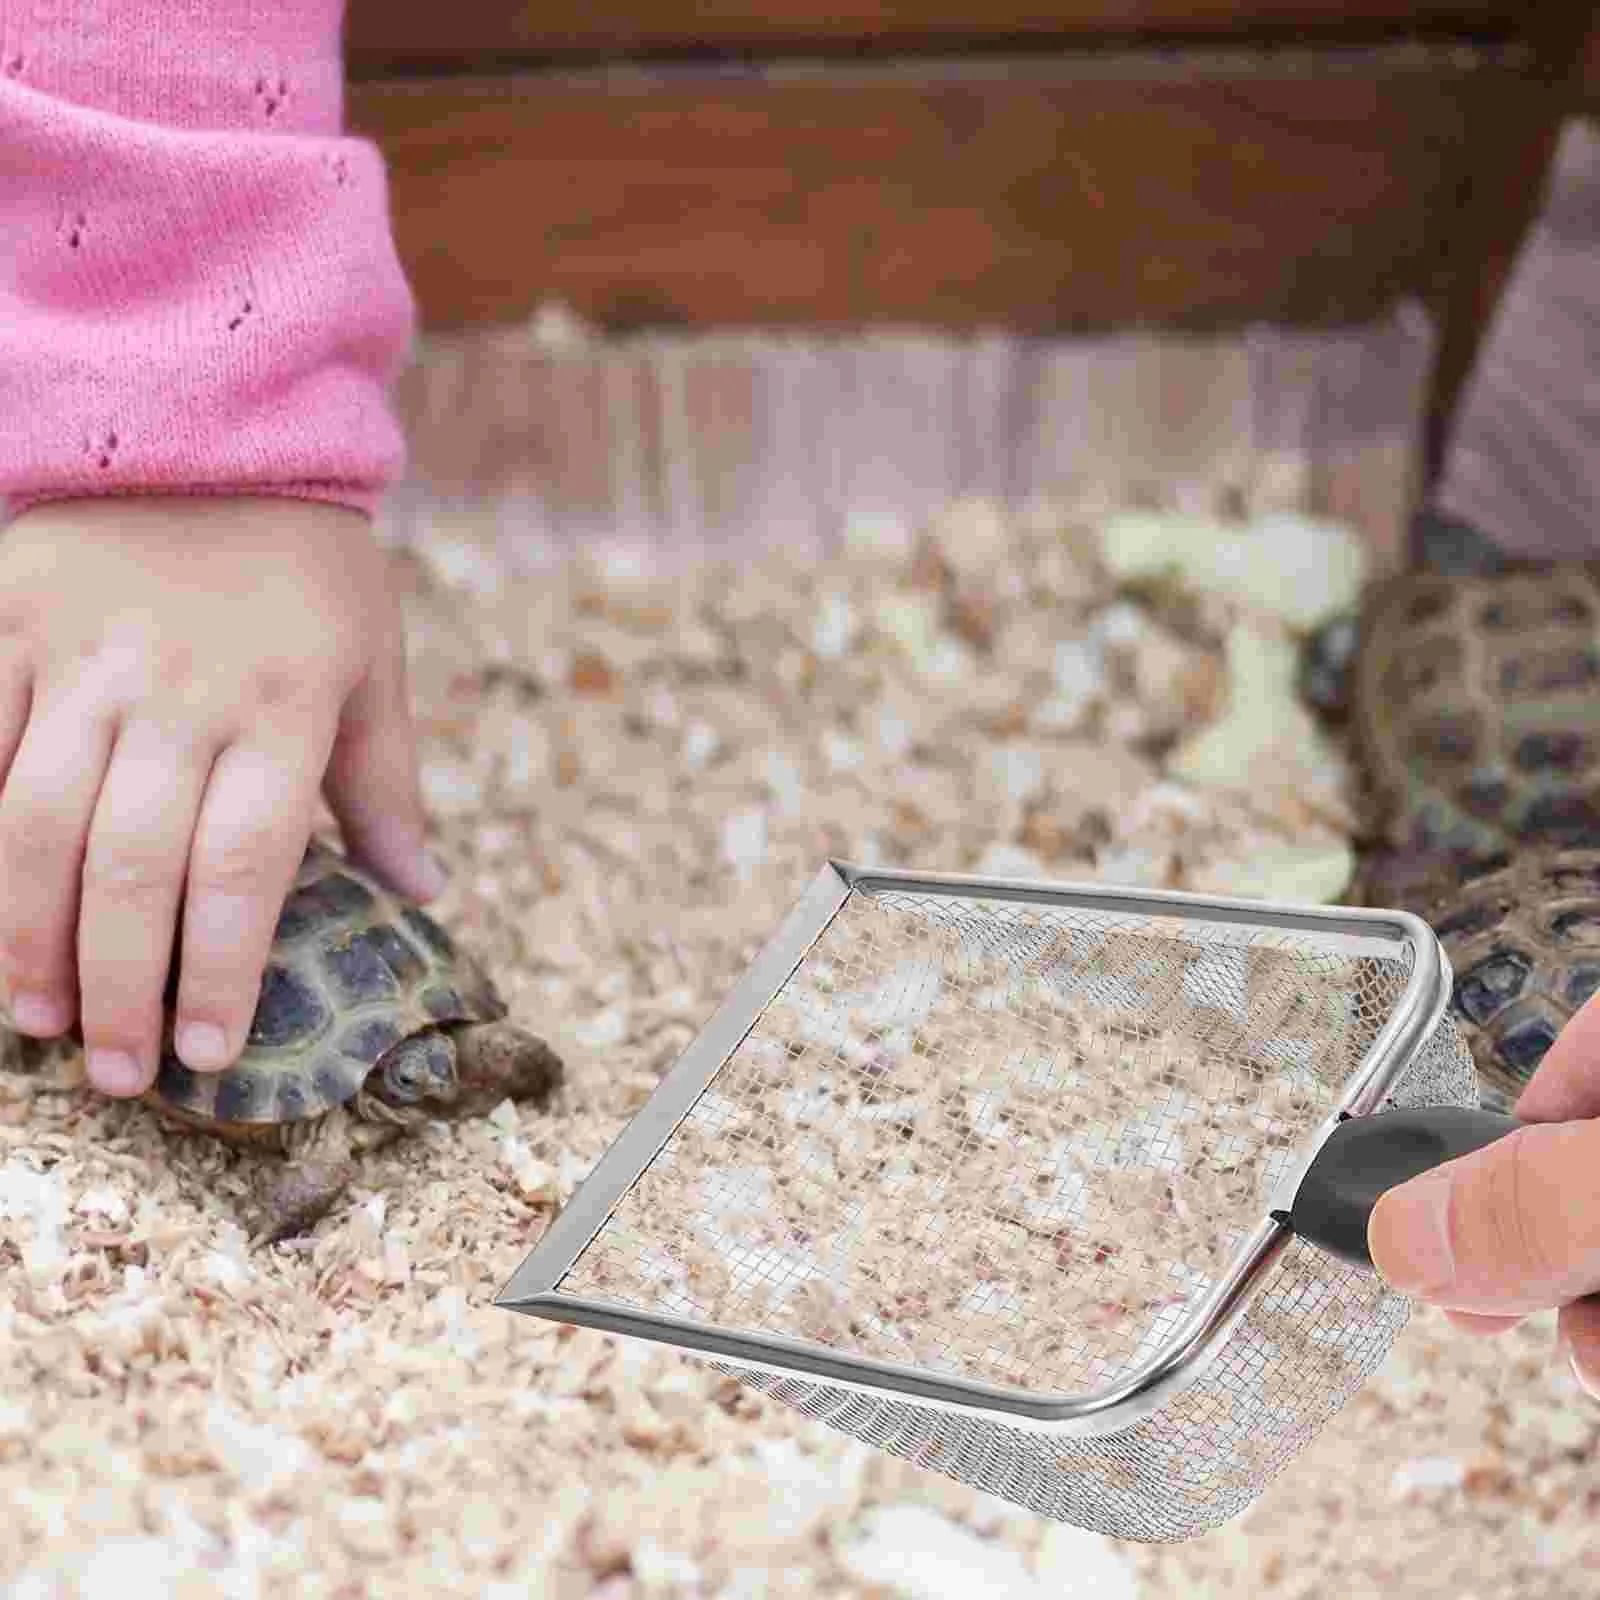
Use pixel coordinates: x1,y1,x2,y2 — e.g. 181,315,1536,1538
0,0,416,520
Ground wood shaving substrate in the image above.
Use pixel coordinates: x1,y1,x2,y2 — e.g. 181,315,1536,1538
1,495,1595,1600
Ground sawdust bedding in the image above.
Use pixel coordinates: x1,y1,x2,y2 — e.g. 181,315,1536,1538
1,493,1596,1599
564,896,1366,1399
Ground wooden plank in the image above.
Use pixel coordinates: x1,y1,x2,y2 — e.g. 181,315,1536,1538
1418,4,1598,487
385,318,1433,577
346,48,1520,336
343,1,1528,67
1437,120,1600,559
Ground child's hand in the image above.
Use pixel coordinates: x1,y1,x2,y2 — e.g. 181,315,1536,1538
0,496,444,1097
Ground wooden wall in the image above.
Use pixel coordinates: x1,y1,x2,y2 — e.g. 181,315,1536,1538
343,3,1599,477
344,2,1534,64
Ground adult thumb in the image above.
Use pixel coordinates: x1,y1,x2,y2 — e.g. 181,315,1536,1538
1367,1118,1600,1315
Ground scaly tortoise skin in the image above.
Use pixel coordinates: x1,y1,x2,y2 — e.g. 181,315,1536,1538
1303,527,1600,1112
1395,848,1600,1116
1350,564,1600,865
5,836,564,1243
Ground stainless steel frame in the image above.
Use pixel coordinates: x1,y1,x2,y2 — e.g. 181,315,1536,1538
495,859,1451,1439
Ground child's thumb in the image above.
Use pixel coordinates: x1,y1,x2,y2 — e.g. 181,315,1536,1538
1368,1119,1600,1315
323,644,449,904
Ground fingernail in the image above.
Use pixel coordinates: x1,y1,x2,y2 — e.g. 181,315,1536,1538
87,1049,147,1096
176,1021,229,1069
1570,1350,1600,1403
1370,1168,1456,1296
9,990,66,1035
416,849,449,899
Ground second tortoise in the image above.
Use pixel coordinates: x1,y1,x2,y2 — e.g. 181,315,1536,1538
1302,524,1600,1115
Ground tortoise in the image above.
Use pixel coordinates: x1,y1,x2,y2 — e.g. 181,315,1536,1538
1,836,564,1243
1371,846,1600,1116
1301,509,1600,1112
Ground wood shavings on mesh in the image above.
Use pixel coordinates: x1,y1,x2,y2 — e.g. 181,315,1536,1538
0,490,1593,1598
560,897,1375,1400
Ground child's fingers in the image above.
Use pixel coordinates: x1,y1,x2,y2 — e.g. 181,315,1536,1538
322,637,446,903
0,645,30,796
0,683,116,1038
176,729,336,1077
77,721,217,1096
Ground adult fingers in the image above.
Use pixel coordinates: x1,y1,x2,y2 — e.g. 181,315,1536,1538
0,645,36,1017
77,719,217,1095
1440,1309,1527,1336
0,677,116,1041
0,633,29,793
1369,1118,1600,1317
174,728,338,1075
1515,988,1600,1124
322,633,445,903
1556,1296,1600,1403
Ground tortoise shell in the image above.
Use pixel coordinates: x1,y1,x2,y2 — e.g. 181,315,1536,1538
1352,566,1600,858
1410,847,1600,1116
147,837,502,1129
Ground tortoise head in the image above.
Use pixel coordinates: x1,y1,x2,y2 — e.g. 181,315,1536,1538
367,1029,460,1112
363,1021,564,1118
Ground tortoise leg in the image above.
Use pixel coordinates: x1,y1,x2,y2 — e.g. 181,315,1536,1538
243,1108,390,1246
451,1020,564,1113
0,1026,77,1082
247,1158,360,1246
0,1027,36,1076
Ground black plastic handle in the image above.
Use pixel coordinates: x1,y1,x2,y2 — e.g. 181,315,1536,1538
1281,1105,1523,1271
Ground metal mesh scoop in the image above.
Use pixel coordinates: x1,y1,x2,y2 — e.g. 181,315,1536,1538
498,862,1519,1542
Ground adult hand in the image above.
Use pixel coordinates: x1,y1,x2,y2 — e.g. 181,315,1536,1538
1368,996,1600,1399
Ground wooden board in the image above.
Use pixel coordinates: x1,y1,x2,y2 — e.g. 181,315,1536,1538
346,48,1528,335
1413,5,1596,480
343,1,1529,67
386,319,1434,572
1437,118,1600,559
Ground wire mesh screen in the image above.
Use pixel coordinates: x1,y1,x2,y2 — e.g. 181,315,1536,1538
562,889,1410,1387
730,1014,1478,1540
548,882,1480,1540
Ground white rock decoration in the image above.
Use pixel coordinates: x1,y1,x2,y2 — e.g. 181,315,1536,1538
1188,840,1356,904
1168,624,1344,798
1097,511,1229,588
1246,511,1368,629
1098,509,1366,630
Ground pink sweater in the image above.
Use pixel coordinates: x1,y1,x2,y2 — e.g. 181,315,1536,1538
0,0,414,520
